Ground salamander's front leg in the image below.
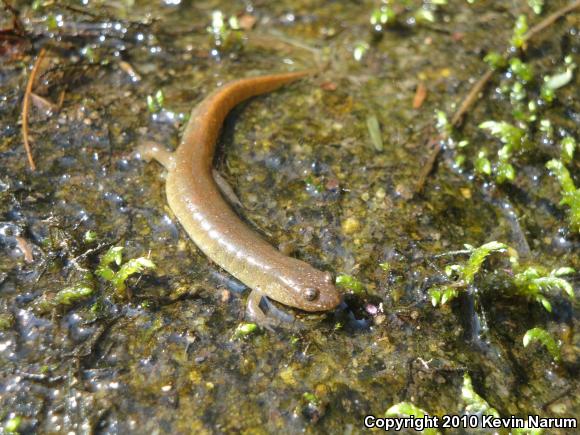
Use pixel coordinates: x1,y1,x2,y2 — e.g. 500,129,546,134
136,141,176,170
246,290,275,330
246,290,297,331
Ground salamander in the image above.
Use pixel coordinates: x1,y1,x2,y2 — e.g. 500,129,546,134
138,71,342,318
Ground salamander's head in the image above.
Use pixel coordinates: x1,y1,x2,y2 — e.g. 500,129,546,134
274,264,343,312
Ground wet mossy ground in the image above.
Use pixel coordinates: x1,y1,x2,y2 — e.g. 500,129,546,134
0,0,578,433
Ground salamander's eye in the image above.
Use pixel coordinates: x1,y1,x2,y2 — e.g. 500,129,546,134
303,287,319,301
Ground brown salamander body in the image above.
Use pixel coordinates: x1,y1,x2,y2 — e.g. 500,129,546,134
138,71,342,313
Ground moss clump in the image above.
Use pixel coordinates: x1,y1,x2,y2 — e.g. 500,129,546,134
232,322,258,339
335,274,365,294
462,373,500,417
478,121,528,183
560,137,576,164
4,415,22,434
546,160,580,232
523,327,561,362
385,402,440,435
513,266,575,312
429,241,508,306
33,273,95,314
0,313,15,330
96,246,156,296
510,14,528,49
541,56,576,103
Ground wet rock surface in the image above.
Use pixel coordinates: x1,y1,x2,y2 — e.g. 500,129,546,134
0,1,578,433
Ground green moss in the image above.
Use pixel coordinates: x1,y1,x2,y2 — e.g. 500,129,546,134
385,402,440,435
4,416,22,434
509,58,533,83
366,114,383,152
232,322,258,339
54,274,95,306
475,150,492,176
146,90,165,113
429,242,508,306
543,57,576,90
83,230,97,243
479,121,526,150
205,9,243,52
96,246,156,296
0,313,15,330
523,327,561,362
541,56,576,103
429,286,459,307
510,81,526,104
483,51,507,70
461,373,500,417
370,6,396,28
96,246,124,280
528,0,544,15
385,401,428,418
512,427,544,435
34,273,96,314
414,8,435,24
335,274,365,294
510,15,528,48
478,121,531,183
495,158,516,183
46,14,58,31
435,110,452,136
378,262,391,272
353,42,369,61
111,258,156,293
546,160,580,232
513,266,575,312
457,242,508,284
304,175,323,193
560,137,576,164
302,392,319,406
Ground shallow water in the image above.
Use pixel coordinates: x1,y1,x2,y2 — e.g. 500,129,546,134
0,0,578,433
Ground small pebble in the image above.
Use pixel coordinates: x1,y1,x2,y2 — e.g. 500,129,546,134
548,403,567,414
341,217,361,234
395,183,413,200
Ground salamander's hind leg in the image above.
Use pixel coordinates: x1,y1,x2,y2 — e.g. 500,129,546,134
213,169,243,208
135,141,176,170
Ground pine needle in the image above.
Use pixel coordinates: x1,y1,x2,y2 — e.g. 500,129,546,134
21,47,46,171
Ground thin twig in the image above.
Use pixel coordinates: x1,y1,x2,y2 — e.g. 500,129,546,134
21,47,46,171
15,236,34,263
523,0,580,43
542,387,573,411
412,82,427,109
56,2,103,19
451,69,494,127
57,89,66,109
432,249,474,259
414,137,442,195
